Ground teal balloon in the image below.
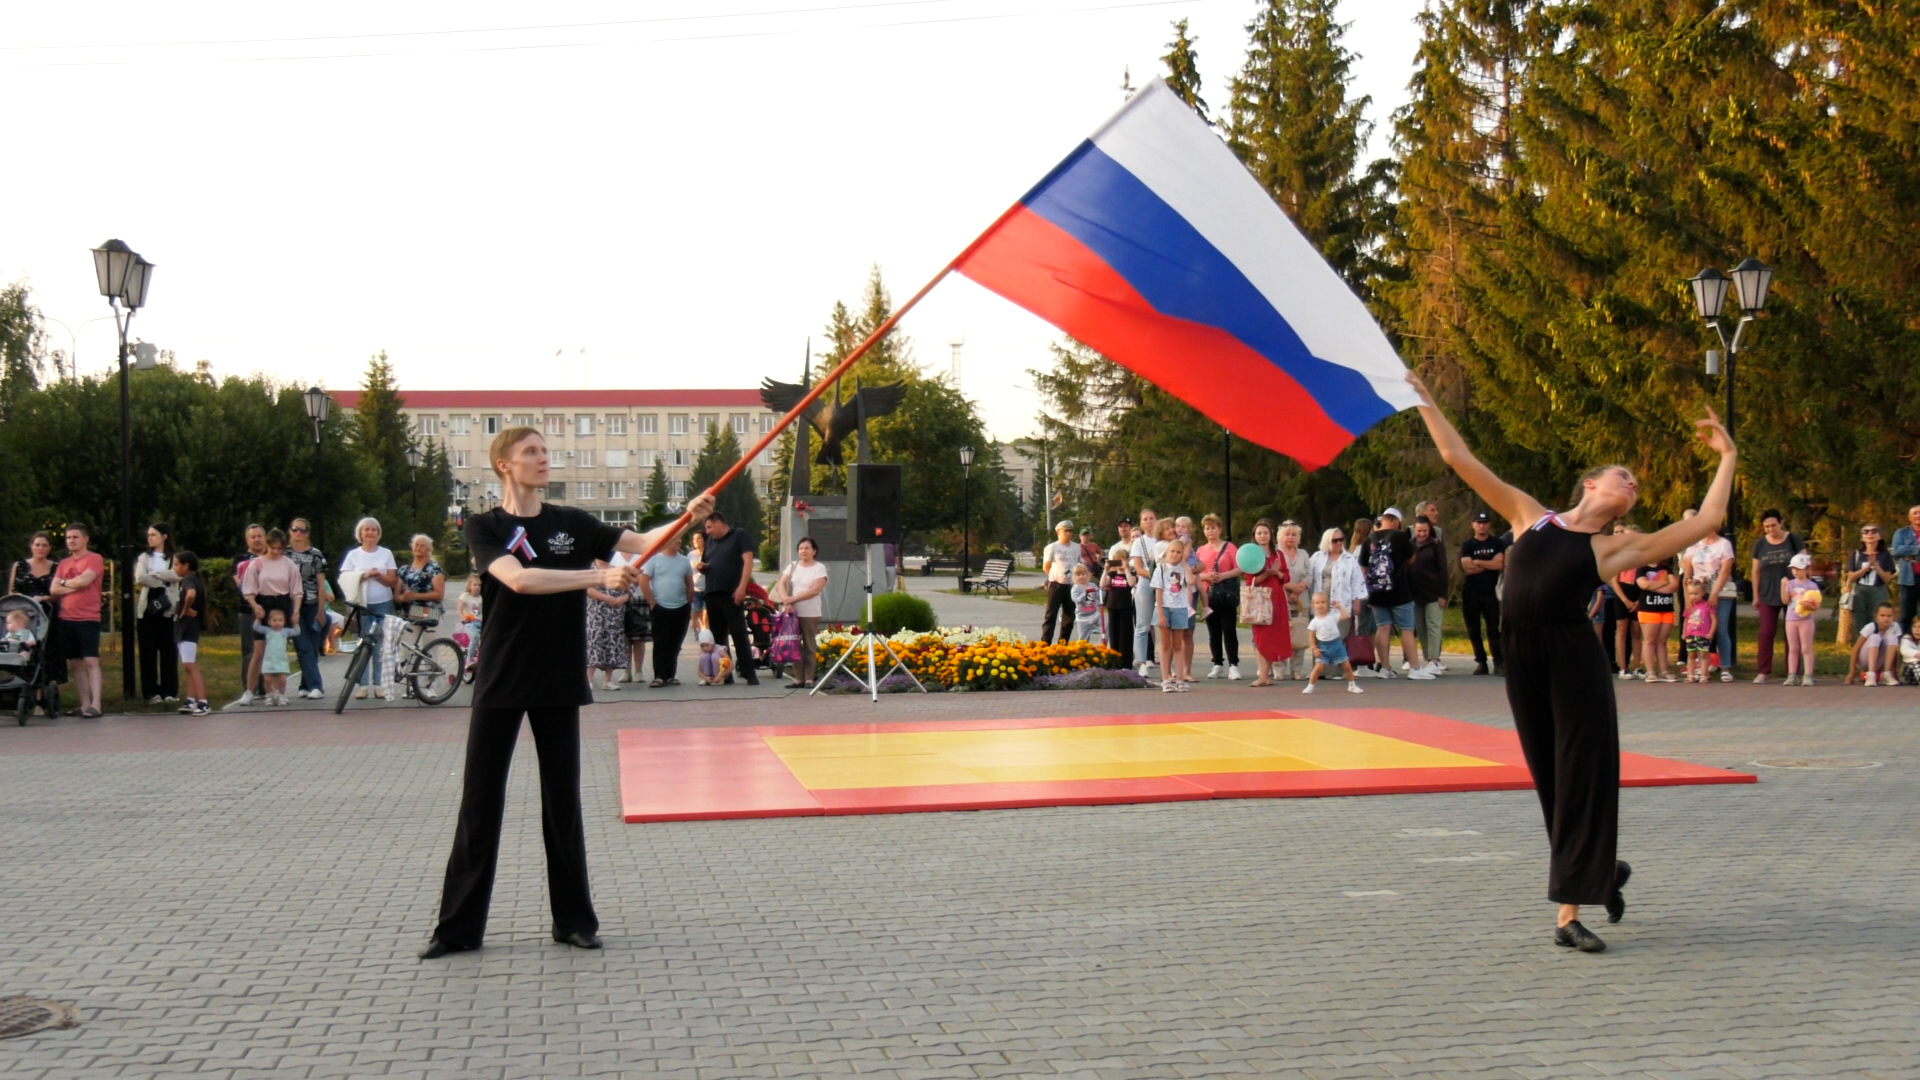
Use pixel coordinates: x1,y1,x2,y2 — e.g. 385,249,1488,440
1235,544,1266,575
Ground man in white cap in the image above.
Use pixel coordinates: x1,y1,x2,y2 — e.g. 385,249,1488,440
1040,519,1079,644
1361,507,1432,679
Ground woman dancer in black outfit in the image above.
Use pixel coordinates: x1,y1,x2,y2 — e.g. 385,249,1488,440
1408,373,1736,952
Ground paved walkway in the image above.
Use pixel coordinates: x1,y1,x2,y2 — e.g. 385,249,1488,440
4,586,1914,1078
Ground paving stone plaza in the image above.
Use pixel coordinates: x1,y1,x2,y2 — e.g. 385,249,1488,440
3,584,1915,1077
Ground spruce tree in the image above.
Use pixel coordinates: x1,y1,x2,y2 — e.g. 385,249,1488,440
1161,19,1209,123
689,422,765,547
350,351,419,539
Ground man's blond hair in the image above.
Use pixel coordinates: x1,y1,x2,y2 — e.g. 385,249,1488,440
489,426,542,479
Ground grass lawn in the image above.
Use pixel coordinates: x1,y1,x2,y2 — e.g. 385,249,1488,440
941,586,1050,606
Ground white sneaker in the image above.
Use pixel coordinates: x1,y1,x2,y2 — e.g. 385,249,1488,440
147,695,164,705
1138,663,1151,677
1380,667,1399,679
372,687,387,700
308,689,325,700
1753,674,1768,684
1782,674,1799,687
1228,665,1242,681
1300,683,1315,694
355,687,369,699
235,691,254,706
1802,676,1816,687
1204,664,1221,679
1401,661,1411,673
1422,661,1445,674
1347,680,1364,694
1863,672,1878,686
1617,671,1635,681
1407,669,1436,680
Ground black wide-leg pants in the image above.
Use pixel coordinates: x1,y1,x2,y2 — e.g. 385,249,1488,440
433,705,597,946
1502,623,1618,905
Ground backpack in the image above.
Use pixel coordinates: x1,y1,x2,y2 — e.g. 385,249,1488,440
1366,536,1397,594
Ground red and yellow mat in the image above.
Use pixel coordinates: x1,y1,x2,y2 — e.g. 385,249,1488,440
617,708,1755,823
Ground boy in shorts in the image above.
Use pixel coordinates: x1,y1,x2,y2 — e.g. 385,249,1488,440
173,551,210,715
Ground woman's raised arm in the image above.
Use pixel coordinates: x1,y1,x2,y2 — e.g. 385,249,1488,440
1408,371,1547,530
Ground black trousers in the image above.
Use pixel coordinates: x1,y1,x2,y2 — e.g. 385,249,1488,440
137,612,178,698
434,705,596,946
1041,582,1073,643
650,603,692,682
1901,581,1919,635
1462,592,1503,666
237,610,263,695
1107,606,1135,668
1503,623,1619,905
703,590,757,681
1205,599,1240,666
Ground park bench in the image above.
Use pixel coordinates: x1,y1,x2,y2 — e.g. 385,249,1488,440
963,557,1015,596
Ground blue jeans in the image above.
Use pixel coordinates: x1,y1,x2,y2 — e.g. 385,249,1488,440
1716,596,1736,670
296,605,328,693
358,600,394,685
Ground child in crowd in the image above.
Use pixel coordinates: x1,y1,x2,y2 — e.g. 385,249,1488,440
1636,560,1678,682
325,608,346,654
696,628,722,686
456,575,483,671
1152,537,1195,691
1781,552,1821,686
1852,602,1899,686
173,551,209,715
253,608,301,705
2,608,37,655
1069,564,1102,643
1900,617,1920,686
1680,580,1718,683
1103,558,1131,659
1302,593,1362,695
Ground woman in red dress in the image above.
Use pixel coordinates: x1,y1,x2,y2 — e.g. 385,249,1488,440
1244,518,1290,687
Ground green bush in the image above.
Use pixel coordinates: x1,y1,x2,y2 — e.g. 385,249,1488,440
198,557,242,630
868,592,936,636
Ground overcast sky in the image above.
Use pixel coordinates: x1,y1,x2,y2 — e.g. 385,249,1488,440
4,0,1425,443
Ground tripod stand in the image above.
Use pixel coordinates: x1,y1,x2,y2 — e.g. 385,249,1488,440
809,553,927,702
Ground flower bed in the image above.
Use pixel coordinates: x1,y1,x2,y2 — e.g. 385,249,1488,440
812,627,1130,692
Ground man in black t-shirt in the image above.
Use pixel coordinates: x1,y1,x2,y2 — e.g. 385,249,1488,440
698,512,759,686
1362,508,1430,678
420,426,711,961
1458,511,1510,675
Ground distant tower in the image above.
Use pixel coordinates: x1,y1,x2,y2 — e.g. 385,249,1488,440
948,335,965,390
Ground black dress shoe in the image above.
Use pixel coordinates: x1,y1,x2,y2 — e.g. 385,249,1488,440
1554,920,1606,953
418,938,478,960
1606,860,1632,924
554,930,602,949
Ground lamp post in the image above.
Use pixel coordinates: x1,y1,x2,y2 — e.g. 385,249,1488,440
1687,257,1772,672
91,239,154,699
303,386,332,552
406,444,423,525
958,445,975,590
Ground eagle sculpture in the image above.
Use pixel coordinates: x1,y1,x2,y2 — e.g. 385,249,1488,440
758,377,907,467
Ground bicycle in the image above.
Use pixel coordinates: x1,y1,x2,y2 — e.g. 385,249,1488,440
333,602,466,714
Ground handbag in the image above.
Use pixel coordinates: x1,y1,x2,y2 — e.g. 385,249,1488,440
1344,631,1376,667
623,597,651,639
1238,582,1273,626
144,585,172,618
1290,613,1310,651
1207,547,1239,610
768,610,803,666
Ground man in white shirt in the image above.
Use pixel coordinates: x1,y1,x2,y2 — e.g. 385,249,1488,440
1040,520,1080,644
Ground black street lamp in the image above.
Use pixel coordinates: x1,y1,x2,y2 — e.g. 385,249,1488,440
303,386,332,551
958,445,975,591
406,444,424,524
91,239,154,699
1688,257,1772,670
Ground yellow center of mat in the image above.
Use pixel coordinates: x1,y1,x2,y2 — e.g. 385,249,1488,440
763,717,1499,790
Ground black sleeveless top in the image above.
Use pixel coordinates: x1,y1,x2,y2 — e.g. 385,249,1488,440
1502,516,1604,629
10,561,54,599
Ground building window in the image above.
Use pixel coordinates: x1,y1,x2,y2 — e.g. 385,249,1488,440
576,414,595,436
484,481,501,500
670,480,689,501
549,453,564,470
599,510,635,526
670,448,689,467
607,480,630,500
483,416,501,435
417,415,439,437
578,449,596,468
452,450,469,468
606,415,627,436
638,414,657,435
699,414,717,434
543,415,564,436
637,449,658,467
668,414,688,435
730,413,748,435
546,482,566,500
513,414,536,428
577,482,596,501
448,415,470,436
605,449,628,468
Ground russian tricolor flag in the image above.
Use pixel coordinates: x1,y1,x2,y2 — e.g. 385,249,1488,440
955,79,1417,469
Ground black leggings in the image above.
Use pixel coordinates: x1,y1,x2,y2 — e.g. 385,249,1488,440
1503,623,1619,906
137,612,178,698
433,705,596,946
1107,605,1135,668
1205,600,1240,666
650,603,692,682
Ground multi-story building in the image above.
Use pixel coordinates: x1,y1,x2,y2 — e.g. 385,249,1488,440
330,389,783,526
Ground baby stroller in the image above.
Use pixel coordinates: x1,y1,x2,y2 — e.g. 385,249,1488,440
0,594,61,726
738,582,779,677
